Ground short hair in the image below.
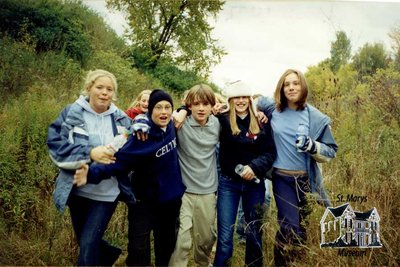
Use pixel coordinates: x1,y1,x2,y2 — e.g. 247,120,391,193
129,89,152,108
274,69,308,112
81,69,118,101
185,84,216,107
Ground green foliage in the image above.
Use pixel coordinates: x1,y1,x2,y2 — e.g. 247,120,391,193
0,86,60,232
0,36,82,103
152,62,207,93
329,31,352,73
0,0,126,66
0,0,93,64
85,49,159,108
367,63,400,126
352,42,390,80
106,0,226,75
127,47,214,94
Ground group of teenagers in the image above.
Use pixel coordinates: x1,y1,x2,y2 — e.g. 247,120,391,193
47,68,338,267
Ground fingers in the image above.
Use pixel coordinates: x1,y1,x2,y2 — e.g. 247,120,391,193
136,132,148,141
73,164,88,187
241,165,255,180
174,120,183,130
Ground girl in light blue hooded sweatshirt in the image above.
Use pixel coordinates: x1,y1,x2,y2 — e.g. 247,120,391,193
47,69,132,266
257,69,338,266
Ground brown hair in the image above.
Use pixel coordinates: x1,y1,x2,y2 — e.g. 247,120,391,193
185,84,216,107
274,69,308,112
227,97,260,136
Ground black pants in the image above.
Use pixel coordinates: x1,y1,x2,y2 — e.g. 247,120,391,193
126,198,182,266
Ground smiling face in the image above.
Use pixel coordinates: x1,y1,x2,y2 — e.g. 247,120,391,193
283,72,302,109
189,99,213,126
139,93,150,113
87,76,115,113
151,100,173,127
232,96,250,116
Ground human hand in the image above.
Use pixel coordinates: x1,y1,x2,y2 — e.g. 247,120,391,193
90,146,116,164
257,111,268,124
295,136,316,154
73,164,89,187
173,109,188,130
212,103,228,115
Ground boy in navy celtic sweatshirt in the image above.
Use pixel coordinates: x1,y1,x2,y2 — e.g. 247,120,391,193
74,89,186,267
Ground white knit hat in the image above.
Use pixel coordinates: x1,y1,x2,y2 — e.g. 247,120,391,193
223,80,258,115
224,80,253,101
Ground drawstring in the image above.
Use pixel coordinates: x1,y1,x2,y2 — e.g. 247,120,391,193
96,114,106,145
293,175,307,202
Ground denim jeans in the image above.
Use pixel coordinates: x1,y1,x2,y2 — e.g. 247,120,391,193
68,194,120,266
272,171,311,266
214,174,266,267
237,179,272,239
126,198,182,267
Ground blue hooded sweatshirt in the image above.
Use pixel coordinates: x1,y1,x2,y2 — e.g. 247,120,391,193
87,115,186,204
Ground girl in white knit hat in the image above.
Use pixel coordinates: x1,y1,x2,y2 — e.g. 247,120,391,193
214,81,276,267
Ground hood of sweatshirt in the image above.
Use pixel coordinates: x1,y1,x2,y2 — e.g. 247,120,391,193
76,95,117,116
75,95,116,146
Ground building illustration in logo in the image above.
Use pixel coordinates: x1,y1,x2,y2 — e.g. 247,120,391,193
320,203,382,248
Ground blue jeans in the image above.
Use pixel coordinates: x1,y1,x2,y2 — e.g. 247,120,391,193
272,171,310,266
214,175,266,267
68,194,120,266
237,179,272,239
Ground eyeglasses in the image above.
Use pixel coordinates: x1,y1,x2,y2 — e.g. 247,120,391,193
154,104,172,112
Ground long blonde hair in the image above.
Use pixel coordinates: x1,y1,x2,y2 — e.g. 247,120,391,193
227,97,260,136
129,89,152,108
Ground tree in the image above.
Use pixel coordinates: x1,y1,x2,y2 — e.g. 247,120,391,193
106,0,226,76
389,25,400,71
351,42,389,80
329,31,352,73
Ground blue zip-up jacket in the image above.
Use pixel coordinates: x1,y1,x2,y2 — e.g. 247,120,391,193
87,116,186,204
257,96,338,207
47,97,133,213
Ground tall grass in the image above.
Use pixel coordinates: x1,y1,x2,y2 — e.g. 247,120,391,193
1,38,399,266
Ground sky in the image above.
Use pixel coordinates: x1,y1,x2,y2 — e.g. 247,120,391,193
83,0,400,96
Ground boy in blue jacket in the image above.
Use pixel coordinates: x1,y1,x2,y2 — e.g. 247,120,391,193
74,89,186,267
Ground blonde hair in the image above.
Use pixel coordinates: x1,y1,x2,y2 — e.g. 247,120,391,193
214,92,227,104
129,89,152,108
81,69,118,101
275,69,308,112
227,97,260,136
185,84,216,107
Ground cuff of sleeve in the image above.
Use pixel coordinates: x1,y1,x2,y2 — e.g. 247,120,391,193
177,105,191,116
87,166,101,184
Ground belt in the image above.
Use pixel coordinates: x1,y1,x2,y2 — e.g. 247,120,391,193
273,168,308,177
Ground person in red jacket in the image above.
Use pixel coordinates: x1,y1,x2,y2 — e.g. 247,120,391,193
125,89,151,119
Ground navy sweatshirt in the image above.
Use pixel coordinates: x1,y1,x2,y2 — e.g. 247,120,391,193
88,118,186,204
